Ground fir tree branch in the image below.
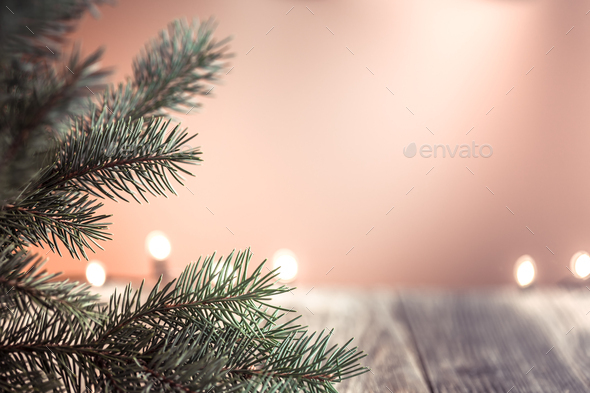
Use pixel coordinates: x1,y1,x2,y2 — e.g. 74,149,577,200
36,116,201,204
0,3,370,391
82,17,232,133
0,42,111,203
0,249,368,392
0,244,104,328
0,0,113,64
0,44,109,164
0,0,113,204
0,116,200,258
0,16,230,259
0,190,111,259
129,17,231,119
95,250,293,344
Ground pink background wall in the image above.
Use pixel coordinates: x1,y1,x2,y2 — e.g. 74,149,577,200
38,0,590,288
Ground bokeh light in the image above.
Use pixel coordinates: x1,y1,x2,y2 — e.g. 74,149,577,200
571,251,590,279
86,261,106,287
272,249,299,283
146,231,171,261
514,255,536,288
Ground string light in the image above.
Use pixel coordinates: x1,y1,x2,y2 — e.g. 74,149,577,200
146,231,171,261
570,251,590,279
272,249,298,283
86,260,106,287
514,255,536,288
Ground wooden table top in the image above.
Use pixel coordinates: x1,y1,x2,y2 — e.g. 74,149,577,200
269,287,590,393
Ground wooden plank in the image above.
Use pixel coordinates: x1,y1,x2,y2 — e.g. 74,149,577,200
400,289,590,393
271,288,430,393
506,288,590,390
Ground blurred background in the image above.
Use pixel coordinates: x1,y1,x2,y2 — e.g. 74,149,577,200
35,0,590,289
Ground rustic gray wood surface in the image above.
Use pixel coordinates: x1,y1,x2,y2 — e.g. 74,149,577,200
270,287,590,393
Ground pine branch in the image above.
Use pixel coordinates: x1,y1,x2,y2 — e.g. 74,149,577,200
37,116,202,204
130,17,231,119
0,190,111,259
95,250,293,345
0,0,113,203
1,16,230,257
0,249,368,392
0,42,111,203
0,0,113,64
82,17,231,132
0,116,202,258
0,242,104,327
0,3,370,392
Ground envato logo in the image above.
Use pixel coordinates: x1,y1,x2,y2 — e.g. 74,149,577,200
403,141,493,158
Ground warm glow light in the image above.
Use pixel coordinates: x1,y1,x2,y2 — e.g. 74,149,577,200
146,231,171,261
571,251,590,279
272,249,298,282
86,261,106,287
514,255,536,288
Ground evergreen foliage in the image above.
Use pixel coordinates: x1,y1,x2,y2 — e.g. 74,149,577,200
0,0,368,391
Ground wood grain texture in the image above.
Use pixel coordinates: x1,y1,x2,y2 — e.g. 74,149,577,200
507,289,590,390
98,283,590,392
271,288,430,393
400,288,590,393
